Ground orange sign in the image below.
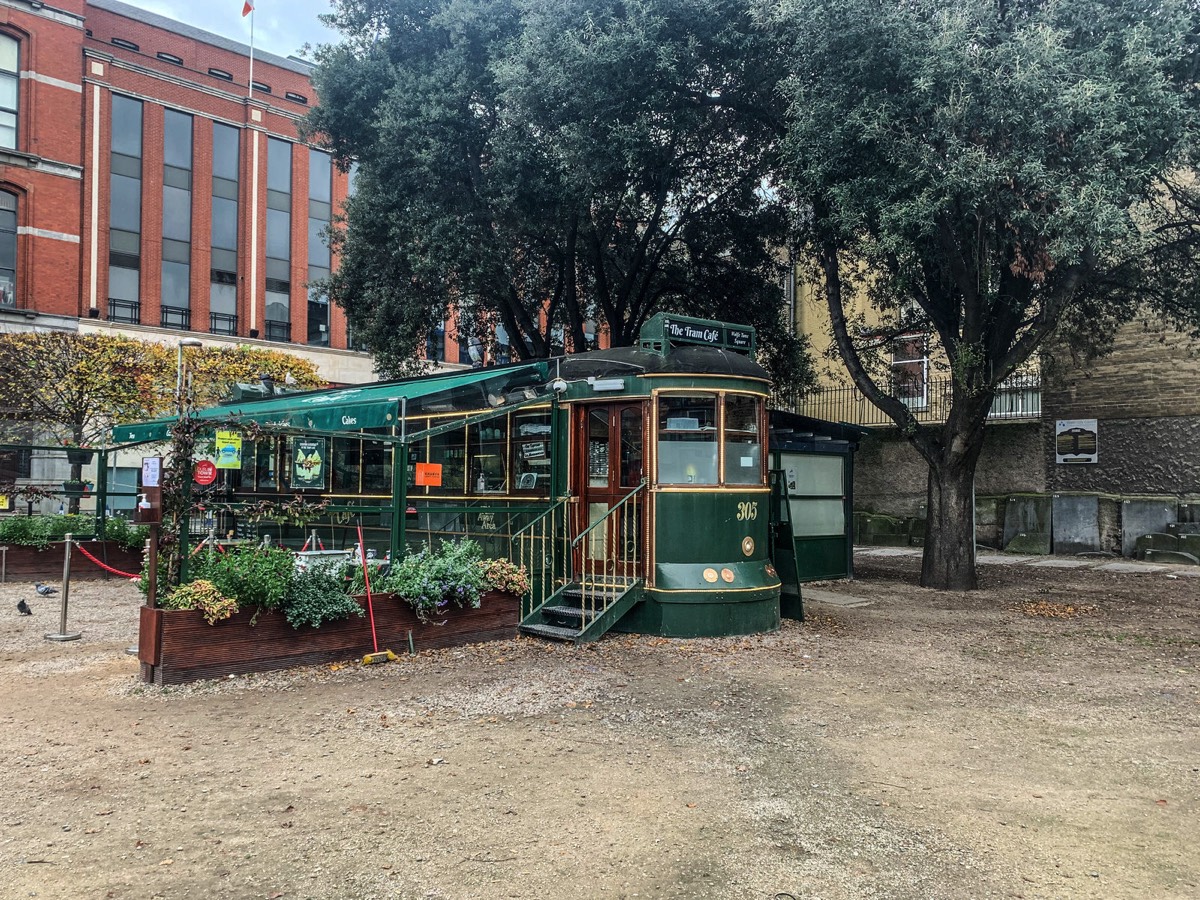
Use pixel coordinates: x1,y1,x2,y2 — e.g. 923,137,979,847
414,462,443,487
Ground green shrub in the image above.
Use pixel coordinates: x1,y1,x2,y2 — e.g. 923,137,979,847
0,514,95,549
381,539,484,623
160,579,238,625
0,516,53,549
191,546,294,611
284,568,364,630
98,516,150,552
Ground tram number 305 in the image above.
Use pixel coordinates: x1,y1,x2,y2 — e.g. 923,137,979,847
736,501,758,521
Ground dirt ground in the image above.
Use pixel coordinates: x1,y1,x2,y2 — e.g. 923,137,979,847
0,555,1197,900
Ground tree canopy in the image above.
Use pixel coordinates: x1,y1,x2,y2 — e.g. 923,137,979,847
307,0,812,387
770,0,1200,587
0,332,324,447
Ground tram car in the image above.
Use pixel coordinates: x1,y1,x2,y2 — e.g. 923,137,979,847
117,313,843,642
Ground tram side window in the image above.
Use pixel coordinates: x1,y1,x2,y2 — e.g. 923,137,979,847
657,394,718,485
250,438,277,490
469,419,508,493
723,395,762,485
427,424,466,495
333,437,361,493
361,438,392,494
513,410,552,493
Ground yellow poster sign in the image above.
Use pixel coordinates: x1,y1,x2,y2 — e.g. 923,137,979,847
215,431,243,469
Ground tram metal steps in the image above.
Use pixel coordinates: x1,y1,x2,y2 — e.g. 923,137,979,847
519,578,643,643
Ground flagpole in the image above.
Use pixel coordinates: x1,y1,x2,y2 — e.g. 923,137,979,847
247,7,255,101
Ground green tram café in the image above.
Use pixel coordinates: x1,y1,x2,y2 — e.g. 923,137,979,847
115,315,865,642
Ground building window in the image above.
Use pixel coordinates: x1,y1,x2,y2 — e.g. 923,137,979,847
307,149,331,347
285,92,308,105
111,38,139,52
890,335,928,409
251,81,272,94
0,191,15,306
0,34,18,150
161,109,192,328
426,324,446,361
156,52,183,66
211,122,239,335
108,95,143,324
208,67,233,81
265,138,292,337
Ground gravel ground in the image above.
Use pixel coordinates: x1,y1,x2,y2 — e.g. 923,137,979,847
0,556,1197,899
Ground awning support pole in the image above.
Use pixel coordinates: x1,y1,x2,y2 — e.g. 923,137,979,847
389,398,408,563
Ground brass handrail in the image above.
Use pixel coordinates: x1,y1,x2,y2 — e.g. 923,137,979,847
571,481,645,626
515,497,570,619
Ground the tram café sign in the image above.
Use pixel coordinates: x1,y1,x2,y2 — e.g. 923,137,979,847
640,313,756,354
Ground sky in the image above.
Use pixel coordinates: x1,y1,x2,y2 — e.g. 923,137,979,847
135,0,341,61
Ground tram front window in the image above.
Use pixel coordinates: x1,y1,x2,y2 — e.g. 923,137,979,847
657,394,718,485
724,395,762,484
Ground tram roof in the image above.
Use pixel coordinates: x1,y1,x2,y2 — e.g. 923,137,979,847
559,345,770,381
113,362,550,444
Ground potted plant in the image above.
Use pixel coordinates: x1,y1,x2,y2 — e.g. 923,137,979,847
63,445,94,466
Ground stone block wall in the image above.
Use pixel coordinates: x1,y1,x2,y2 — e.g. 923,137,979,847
854,422,1045,518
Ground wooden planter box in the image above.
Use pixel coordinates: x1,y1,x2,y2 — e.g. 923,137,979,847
138,590,520,685
0,540,144,581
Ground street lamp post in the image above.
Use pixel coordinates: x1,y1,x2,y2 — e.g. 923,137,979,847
176,337,203,414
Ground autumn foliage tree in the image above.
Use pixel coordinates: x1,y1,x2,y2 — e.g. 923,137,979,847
0,332,324,448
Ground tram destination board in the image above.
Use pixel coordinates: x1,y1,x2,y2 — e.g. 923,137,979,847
640,313,756,354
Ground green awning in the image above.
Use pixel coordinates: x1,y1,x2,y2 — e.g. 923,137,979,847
112,363,550,444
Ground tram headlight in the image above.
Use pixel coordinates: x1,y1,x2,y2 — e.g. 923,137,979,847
550,377,568,395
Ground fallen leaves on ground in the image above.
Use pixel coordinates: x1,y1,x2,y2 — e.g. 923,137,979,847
1016,600,1099,619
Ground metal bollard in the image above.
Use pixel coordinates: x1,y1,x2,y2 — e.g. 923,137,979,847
45,532,82,643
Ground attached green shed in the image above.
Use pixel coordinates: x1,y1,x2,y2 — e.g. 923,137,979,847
769,410,868,586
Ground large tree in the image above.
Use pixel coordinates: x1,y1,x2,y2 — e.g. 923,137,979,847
770,0,1200,588
307,0,811,386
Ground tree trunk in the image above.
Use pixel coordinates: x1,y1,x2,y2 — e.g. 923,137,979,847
920,453,979,590
68,460,82,515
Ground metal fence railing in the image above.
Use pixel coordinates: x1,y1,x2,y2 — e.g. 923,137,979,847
776,375,1041,428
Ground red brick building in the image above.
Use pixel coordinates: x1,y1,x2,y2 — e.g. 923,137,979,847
0,0,378,382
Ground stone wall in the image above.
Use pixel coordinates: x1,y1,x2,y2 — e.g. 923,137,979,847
854,422,1045,517
1044,416,1200,496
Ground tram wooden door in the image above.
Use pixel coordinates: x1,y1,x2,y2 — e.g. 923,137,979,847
573,402,645,579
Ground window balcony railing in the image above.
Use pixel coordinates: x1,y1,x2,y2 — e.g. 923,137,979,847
264,319,291,343
160,305,191,330
107,298,141,324
210,312,238,336
776,374,1041,428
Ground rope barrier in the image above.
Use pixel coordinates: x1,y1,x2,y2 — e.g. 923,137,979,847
71,541,140,580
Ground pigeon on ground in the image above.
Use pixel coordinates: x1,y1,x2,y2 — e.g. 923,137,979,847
17,599,32,615
34,582,58,596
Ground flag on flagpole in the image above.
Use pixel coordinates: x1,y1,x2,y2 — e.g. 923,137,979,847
242,1,254,16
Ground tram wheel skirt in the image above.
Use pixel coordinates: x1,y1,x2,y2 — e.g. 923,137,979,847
613,586,781,638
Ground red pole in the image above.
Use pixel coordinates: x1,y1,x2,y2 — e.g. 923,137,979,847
356,522,380,654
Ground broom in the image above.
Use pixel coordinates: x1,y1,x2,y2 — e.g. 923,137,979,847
357,521,397,665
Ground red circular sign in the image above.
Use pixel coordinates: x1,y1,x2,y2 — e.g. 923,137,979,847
193,460,218,485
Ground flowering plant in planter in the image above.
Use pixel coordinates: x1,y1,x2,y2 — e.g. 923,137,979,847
159,579,239,625
479,557,530,596
381,539,485,624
